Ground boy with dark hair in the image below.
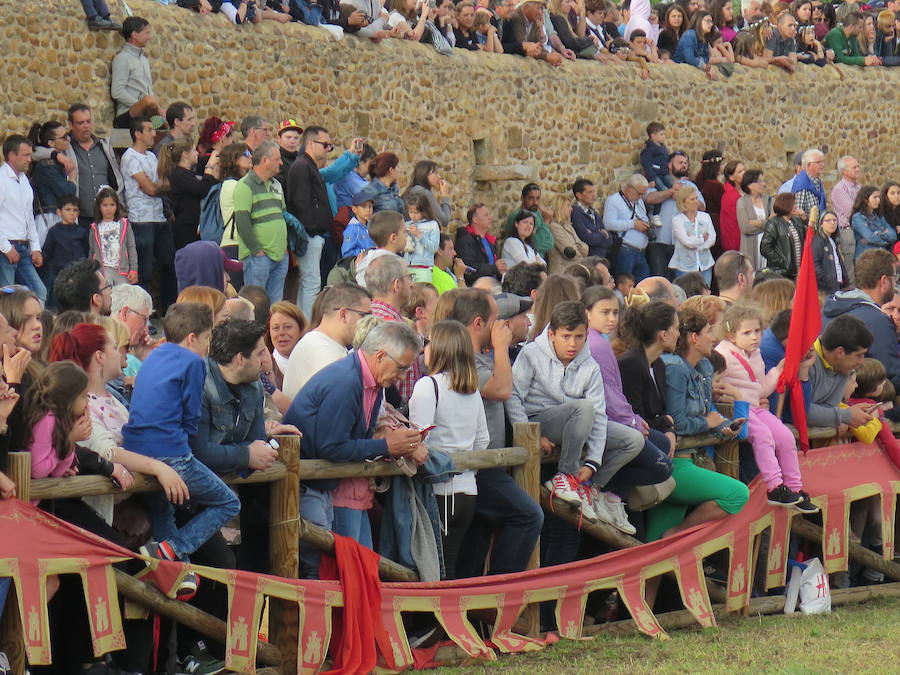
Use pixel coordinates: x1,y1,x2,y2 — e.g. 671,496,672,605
431,233,467,294
614,272,634,301
640,121,673,226
125,303,240,598
41,195,89,306
354,210,408,285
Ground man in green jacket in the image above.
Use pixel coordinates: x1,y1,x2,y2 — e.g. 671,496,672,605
824,11,881,66
504,182,555,257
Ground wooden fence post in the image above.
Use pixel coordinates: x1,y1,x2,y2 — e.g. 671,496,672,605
268,434,300,675
511,422,541,636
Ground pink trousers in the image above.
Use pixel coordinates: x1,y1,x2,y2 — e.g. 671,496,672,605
747,406,802,491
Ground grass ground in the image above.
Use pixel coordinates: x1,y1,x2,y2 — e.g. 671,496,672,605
431,596,900,674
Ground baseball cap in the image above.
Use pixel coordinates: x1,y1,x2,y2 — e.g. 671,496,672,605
277,119,303,136
351,184,379,206
495,293,533,320
219,248,243,272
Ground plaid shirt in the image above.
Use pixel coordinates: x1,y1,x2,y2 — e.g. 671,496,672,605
370,300,422,402
794,176,825,221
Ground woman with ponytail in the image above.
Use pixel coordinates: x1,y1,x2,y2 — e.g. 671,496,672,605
157,139,220,250
27,120,77,245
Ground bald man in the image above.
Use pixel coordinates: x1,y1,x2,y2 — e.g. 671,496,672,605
636,276,679,307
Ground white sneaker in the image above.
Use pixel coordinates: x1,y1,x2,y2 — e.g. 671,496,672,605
544,472,581,508
602,492,637,535
588,486,618,527
650,215,663,227
576,483,598,521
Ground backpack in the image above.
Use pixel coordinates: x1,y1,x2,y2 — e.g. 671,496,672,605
198,183,234,244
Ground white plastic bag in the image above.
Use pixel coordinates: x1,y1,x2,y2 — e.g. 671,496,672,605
784,557,831,615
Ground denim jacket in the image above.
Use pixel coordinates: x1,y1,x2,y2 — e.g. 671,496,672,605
661,354,722,438
191,358,266,474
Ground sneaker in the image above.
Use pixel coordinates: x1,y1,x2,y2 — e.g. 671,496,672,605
650,215,663,227
0,652,11,675
575,483,598,521
766,484,802,507
588,486,617,527
140,540,198,601
601,492,637,535
544,472,581,508
177,641,225,675
792,491,820,514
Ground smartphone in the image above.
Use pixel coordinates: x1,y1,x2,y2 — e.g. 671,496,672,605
728,418,747,432
417,425,436,437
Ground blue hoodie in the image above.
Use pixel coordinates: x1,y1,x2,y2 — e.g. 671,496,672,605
822,288,900,390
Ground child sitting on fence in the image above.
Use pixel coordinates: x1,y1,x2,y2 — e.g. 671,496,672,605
123,303,240,599
715,303,819,513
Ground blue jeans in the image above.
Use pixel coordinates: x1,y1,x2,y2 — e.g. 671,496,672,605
80,0,111,19
333,506,373,549
142,454,240,561
242,253,288,303
296,234,325,318
674,268,712,285
300,485,333,578
0,242,47,302
614,244,649,282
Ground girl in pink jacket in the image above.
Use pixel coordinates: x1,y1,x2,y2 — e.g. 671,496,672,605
715,303,818,513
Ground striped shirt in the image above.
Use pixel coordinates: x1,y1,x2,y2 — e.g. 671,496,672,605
371,299,422,403
233,170,287,261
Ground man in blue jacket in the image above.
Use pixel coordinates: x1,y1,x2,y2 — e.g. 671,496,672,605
285,321,424,577
822,248,900,393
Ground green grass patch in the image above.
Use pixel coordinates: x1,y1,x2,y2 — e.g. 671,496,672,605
432,596,900,674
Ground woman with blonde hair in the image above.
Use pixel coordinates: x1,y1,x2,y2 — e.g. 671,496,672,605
547,194,588,272
669,185,716,284
529,274,581,340
176,285,227,325
409,319,489,579
750,277,796,324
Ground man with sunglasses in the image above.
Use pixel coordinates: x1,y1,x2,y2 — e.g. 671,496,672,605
287,126,337,317
283,283,373,399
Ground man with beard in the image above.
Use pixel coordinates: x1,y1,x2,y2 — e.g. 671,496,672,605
822,248,900,391
643,151,705,279
53,259,112,315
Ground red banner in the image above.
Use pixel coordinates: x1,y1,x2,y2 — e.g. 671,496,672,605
1,442,897,672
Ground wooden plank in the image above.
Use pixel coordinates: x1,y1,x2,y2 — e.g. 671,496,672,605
268,435,300,675
113,569,282,668
297,446,528,480
7,452,30,503
29,462,287,502
539,487,643,550
511,422,541,636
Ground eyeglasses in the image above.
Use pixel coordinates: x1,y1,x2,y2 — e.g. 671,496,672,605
98,282,112,293
126,307,150,323
313,140,335,151
385,352,411,373
337,307,371,317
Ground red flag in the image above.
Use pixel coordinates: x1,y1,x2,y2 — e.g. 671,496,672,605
776,226,821,452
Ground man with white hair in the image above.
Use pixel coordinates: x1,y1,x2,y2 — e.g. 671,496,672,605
285,321,425,577
791,148,827,220
602,174,651,282
739,0,764,27
830,155,862,281
111,283,153,375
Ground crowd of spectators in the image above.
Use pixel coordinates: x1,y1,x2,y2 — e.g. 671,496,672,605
73,0,900,73
5,5,900,671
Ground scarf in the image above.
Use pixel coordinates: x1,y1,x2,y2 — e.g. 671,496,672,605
466,225,496,264
791,170,826,210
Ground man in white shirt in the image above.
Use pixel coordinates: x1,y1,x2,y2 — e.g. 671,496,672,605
0,136,46,301
121,115,176,310
282,283,372,399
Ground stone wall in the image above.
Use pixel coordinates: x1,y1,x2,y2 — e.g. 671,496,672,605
3,0,899,229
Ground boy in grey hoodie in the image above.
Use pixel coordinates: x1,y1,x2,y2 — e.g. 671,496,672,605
506,301,613,519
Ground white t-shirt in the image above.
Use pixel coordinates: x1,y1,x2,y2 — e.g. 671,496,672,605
283,329,349,400
97,220,121,268
121,147,165,223
408,372,490,496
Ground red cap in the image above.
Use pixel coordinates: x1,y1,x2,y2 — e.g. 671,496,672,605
220,248,243,272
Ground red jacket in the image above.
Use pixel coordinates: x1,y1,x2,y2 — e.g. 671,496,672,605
719,181,742,252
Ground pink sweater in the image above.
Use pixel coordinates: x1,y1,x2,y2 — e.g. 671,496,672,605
714,339,781,406
28,412,75,479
